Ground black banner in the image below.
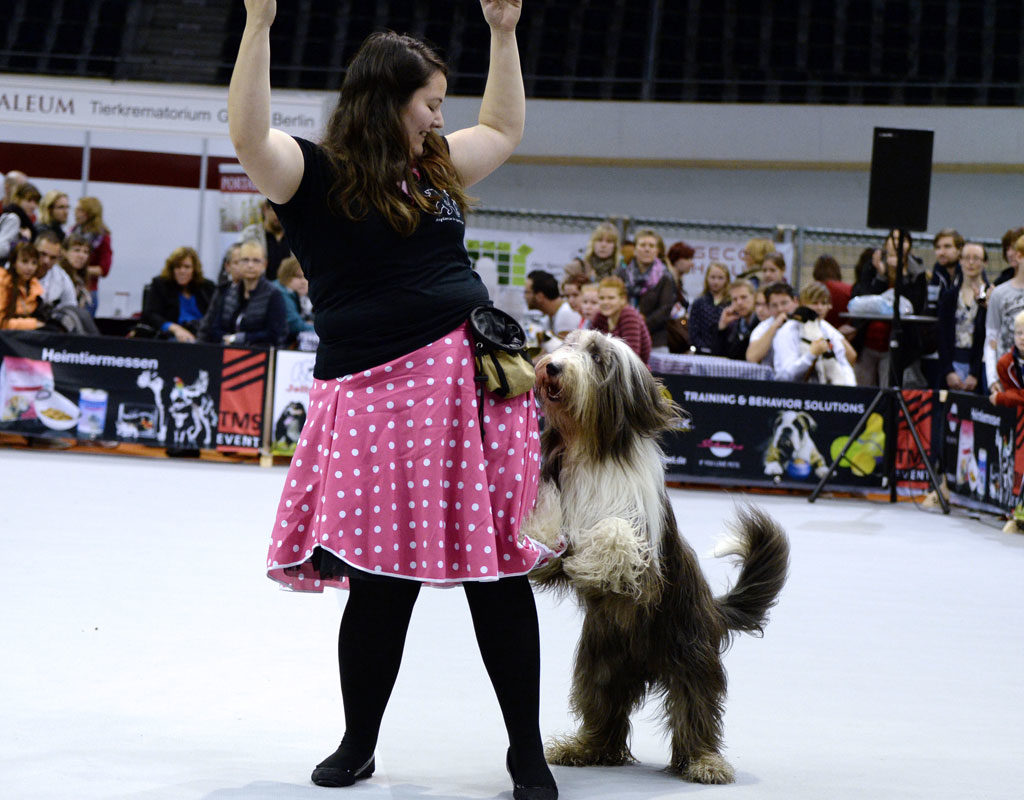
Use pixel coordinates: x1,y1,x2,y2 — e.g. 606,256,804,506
941,390,1018,513
658,374,889,491
0,331,267,452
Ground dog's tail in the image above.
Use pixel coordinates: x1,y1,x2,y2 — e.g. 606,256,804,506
712,505,789,637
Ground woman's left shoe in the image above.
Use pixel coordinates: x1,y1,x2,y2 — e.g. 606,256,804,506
506,747,558,800
310,750,375,788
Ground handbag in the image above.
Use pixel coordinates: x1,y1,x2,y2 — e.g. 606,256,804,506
467,306,536,399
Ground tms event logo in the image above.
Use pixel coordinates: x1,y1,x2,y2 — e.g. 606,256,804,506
697,431,744,458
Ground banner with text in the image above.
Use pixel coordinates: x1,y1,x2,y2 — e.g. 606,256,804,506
0,331,267,452
941,391,1020,513
657,374,888,491
269,350,317,456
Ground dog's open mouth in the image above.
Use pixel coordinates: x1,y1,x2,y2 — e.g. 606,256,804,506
536,372,563,404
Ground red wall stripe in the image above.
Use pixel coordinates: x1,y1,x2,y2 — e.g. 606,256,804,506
0,142,84,181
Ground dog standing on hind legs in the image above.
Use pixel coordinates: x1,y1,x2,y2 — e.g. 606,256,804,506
522,330,790,784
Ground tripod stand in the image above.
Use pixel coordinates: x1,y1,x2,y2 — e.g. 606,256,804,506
809,229,949,513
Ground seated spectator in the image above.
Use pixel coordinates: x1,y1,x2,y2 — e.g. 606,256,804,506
937,241,989,393
142,246,216,343
71,196,113,315
686,261,730,354
217,242,244,288
273,255,316,343
984,234,1024,394
616,227,676,348
35,191,70,241
199,240,287,346
59,233,93,309
578,282,599,329
620,238,635,266
754,289,770,322
565,221,621,282
240,198,291,282
812,254,852,329
738,237,776,286
559,272,587,320
772,282,855,385
746,282,798,365
33,231,99,335
994,227,1024,286
591,276,651,365
760,252,787,286
0,242,44,330
990,310,1024,407
712,279,759,360
525,269,582,336
0,181,41,263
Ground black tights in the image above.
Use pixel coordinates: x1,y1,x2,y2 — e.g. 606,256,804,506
326,570,551,784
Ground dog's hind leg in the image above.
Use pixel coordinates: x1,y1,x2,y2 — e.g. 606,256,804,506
663,653,735,784
546,609,645,767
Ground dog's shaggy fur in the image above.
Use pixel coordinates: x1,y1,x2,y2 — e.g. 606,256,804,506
522,330,790,784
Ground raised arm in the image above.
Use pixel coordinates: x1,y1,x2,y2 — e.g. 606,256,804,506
228,0,304,204
446,1,525,188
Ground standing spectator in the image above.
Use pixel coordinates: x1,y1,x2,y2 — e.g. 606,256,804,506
71,196,113,315
591,275,651,364
524,269,581,335
687,262,730,354
927,228,964,313
990,310,1024,407
273,255,316,343
760,252,787,286
2,170,28,207
937,242,988,393
994,227,1024,286
738,237,775,286
616,227,676,348
0,242,44,330
984,235,1024,395
241,197,291,282
565,221,621,281
666,239,695,312
199,240,286,346
142,246,216,343
35,191,71,241
0,181,41,263
620,237,635,266
746,281,798,365
713,278,759,360
812,254,851,329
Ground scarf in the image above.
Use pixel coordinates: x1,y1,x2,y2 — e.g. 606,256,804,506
621,258,667,306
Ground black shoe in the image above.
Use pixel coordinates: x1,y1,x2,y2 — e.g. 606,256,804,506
310,751,375,788
506,747,558,800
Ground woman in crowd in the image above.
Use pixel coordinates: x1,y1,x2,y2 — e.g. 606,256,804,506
566,220,621,281
273,255,316,343
760,251,787,286
229,1,558,798
937,241,989,393
578,281,600,328
0,242,44,330
71,196,112,315
0,182,41,262
59,233,94,309
984,235,1024,396
199,240,287,346
616,227,676,348
687,261,730,354
738,237,775,286
811,254,851,329
559,271,587,319
591,275,651,364
35,191,71,240
142,246,216,343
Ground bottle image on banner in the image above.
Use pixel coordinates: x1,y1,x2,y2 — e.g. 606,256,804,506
77,388,109,438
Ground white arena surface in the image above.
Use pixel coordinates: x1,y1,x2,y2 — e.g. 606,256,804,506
2,447,1022,800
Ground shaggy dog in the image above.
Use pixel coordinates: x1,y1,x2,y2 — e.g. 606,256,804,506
764,409,830,480
522,330,789,784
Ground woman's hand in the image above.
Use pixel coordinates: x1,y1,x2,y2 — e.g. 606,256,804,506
946,371,963,390
169,323,196,344
480,0,521,32
244,0,276,28
963,374,978,391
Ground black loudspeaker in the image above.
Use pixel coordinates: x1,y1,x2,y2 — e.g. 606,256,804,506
866,127,934,232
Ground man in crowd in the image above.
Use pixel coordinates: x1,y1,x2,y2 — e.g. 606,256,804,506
241,198,290,282
927,227,963,312
714,278,759,360
746,282,798,365
525,269,582,335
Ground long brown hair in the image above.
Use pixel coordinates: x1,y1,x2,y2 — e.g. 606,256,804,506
75,196,109,235
158,246,205,288
321,31,470,237
4,241,38,320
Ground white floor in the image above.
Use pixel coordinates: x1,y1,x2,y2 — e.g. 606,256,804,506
2,448,1023,800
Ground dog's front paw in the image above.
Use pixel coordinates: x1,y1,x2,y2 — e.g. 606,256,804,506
764,461,783,477
562,517,651,597
545,733,635,767
520,482,563,551
676,752,735,784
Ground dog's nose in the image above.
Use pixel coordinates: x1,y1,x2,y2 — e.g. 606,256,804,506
546,362,562,377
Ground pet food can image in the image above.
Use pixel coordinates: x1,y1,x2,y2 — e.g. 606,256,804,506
77,388,109,438
976,448,987,499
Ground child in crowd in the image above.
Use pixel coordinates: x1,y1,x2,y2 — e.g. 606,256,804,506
60,233,94,310
990,310,1024,407
0,242,44,330
578,282,599,328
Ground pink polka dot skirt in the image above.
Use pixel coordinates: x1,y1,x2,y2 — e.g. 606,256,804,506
267,324,559,591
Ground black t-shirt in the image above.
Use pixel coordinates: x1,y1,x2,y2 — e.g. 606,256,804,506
271,137,489,379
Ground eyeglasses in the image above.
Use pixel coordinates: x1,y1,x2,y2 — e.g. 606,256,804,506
961,254,986,262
